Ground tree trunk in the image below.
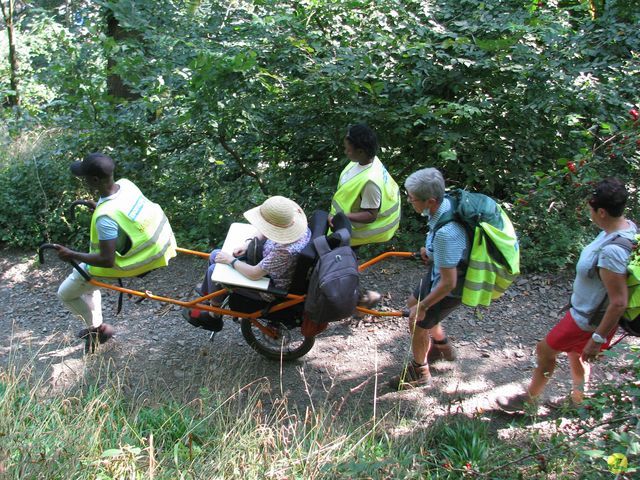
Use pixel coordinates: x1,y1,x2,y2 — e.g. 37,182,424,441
105,9,140,100
1,0,20,106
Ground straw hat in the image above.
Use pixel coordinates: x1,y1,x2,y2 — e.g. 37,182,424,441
243,196,308,244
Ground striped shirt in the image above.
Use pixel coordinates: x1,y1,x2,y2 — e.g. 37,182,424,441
425,198,469,292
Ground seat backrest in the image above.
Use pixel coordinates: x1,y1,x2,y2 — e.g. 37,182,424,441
288,210,330,294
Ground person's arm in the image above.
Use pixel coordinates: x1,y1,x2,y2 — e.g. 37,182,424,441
410,266,457,322
346,208,379,224
55,239,117,268
419,246,432,266
581,267,628,362
232,234,266,257
347,181,381,224
215,250,268,280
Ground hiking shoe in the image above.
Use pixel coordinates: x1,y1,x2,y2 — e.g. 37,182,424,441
77,323,115,354
388,362,432,391
546,396,581,411
182,308,224,332
428,341,456,363
496,392,538,413
354,290,382,318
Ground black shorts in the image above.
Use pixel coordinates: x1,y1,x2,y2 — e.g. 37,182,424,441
412,273,462,329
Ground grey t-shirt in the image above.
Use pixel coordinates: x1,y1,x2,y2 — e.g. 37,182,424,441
570,220,637,331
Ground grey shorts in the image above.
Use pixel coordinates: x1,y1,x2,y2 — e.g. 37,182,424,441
412,273,462,330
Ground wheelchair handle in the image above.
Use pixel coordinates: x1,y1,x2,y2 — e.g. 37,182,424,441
38,243,92,282
67,200,95,221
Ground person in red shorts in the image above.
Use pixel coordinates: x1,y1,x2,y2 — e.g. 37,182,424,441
497,178,637,412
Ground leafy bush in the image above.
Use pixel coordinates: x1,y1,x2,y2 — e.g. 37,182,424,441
1,0,639,270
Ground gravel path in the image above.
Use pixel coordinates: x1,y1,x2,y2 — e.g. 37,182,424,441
1,247,637,422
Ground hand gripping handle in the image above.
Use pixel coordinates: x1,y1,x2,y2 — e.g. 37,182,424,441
38,243,92,281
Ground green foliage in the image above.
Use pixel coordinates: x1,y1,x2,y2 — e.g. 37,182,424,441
0,130,86,248
575,345,640,476
3,346,639,478
1,0,639,270
430,416,492,472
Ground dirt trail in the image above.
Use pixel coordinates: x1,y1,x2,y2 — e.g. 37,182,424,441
1,248,636,421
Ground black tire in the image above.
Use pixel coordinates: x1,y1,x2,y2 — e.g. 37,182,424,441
240,317,315,361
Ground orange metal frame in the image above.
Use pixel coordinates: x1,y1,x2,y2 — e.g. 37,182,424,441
80,247,414,338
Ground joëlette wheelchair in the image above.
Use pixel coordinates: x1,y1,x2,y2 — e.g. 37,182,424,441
39,207,415,361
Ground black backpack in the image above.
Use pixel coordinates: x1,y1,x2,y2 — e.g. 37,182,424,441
304,227,359,324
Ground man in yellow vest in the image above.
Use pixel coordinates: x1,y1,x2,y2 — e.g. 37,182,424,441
54,153,176,351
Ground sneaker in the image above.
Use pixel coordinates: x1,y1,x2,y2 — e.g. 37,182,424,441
77,323,115,354
427,340,456,363
182,308,224,332
354,290,382,318
388,362,432,391
496,392,538,413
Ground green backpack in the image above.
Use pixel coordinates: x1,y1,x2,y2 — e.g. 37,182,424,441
433,189,520,307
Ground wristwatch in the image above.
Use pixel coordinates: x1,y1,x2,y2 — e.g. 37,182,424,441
591,332,606,344
230,258,239,269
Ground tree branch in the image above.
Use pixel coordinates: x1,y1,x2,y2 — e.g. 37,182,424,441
218,132,269,196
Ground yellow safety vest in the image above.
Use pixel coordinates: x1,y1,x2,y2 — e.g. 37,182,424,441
625,247,640,323
330,158,401,246
87,179,177,278
461,208,520,307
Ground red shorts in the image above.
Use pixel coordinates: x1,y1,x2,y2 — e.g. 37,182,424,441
546,311,615,353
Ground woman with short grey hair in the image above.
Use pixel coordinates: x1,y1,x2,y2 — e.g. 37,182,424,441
404,167,445,203
389,167,468,390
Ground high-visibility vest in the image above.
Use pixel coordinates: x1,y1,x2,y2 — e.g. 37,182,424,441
623,240,640,334
461,208,520,307
87,179,177,278
330,157,401,246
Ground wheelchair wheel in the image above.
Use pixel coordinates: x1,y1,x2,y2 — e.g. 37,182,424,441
240,317,315,361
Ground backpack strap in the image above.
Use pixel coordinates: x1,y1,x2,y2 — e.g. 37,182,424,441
431,194,457,236
584,234,635,325
313,235,331,256
588,234,634,278
313,227,351,256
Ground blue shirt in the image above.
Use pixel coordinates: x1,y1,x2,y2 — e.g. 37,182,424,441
95,188,129,253
424,198,469,293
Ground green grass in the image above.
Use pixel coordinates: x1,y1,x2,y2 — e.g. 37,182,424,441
1,350,637,479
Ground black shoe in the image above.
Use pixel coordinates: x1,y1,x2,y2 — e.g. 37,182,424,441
182,309,224,332
77,323,115,354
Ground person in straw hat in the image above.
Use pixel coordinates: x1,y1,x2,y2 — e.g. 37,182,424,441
184,196,311,330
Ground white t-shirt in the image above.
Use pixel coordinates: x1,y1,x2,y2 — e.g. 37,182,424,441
339,161,382,209
95,185,129,253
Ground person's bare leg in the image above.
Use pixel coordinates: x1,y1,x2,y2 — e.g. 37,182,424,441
527,339,559,398
568,351,590,404
410,321,431,365
429,323,447,342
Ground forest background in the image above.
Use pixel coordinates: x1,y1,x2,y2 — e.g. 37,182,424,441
1,0,639,269
2,1,640,478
